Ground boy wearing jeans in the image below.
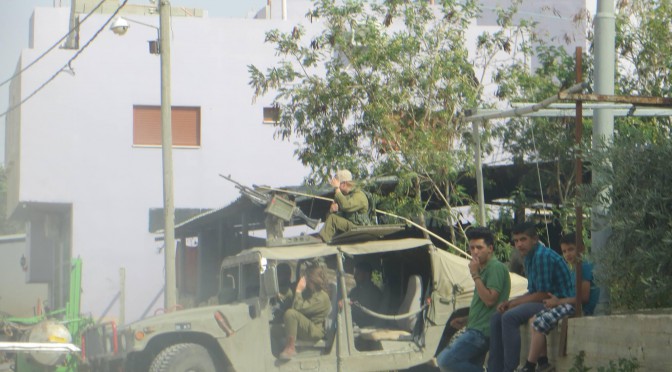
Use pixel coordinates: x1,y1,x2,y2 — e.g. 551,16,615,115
487,222,574,372
436,227,511,372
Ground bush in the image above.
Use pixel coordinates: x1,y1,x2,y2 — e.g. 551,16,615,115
584,136,672,310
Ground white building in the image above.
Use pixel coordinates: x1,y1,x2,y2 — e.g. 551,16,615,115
4,0,585,322
0,234,48,317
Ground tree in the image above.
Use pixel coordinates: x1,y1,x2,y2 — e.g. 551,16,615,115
492,42,593,231
585,137,672,309
249,0,531,235
495,0,672,309
580,0,672,309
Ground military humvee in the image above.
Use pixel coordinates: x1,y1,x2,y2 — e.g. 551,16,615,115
83,227,527,371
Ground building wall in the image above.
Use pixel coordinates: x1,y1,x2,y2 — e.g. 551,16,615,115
6,0,586,322
9,6,314,323
0,235,48,317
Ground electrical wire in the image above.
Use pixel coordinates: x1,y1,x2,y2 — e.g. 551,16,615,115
0,0,108,89
529,122,552,246
0,0,129,119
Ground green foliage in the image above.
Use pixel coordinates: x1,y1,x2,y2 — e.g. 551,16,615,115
494,1,672,311
612,1,672,146
570,350,591,372
570,350,640,372
492,43,592,207
615,1,672,100
249,0,532,226
250,0,480,180
582,136,672,310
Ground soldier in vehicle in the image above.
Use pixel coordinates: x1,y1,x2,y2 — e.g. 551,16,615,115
278,265,331,360
349,261,383,328
436,227,511,372
318,169,370,242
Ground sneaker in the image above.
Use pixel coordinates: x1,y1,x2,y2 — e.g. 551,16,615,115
537,363,555,372
516,366,535,372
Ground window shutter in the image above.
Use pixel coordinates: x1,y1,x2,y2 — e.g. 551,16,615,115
133,105,200,146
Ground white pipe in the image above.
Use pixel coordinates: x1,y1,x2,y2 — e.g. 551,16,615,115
591,0,616,315
282,0,287,20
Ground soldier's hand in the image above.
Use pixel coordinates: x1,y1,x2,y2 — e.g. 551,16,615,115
330,202,339,213
296,276,307,293
330,177,341,188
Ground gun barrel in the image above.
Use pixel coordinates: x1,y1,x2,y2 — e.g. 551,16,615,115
221,174,271,206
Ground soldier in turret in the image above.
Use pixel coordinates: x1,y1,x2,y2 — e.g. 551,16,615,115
318,169,370,242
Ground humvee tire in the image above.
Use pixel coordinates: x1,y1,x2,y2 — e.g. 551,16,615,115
149,343,216,372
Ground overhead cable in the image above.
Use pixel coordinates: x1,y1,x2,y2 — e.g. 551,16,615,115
0,0,108,88
0,0,129,119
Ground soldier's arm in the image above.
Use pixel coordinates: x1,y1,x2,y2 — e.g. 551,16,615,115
293,291,330,317
334,190,368,212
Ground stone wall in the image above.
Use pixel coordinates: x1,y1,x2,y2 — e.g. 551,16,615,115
536,313,672,371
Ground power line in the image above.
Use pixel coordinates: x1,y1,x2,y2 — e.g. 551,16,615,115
0,0,108,89
0,0,129,119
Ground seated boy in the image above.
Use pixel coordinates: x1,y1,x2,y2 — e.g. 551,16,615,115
520,232,600,372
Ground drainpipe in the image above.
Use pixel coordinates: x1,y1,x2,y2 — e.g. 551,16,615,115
282,0,287,20
592,0,615,314
266,0,271,20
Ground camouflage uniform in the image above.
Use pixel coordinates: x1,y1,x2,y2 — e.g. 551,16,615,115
318,187,370,242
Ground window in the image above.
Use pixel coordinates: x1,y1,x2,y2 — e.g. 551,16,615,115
263,106,279,124
133,105,201,146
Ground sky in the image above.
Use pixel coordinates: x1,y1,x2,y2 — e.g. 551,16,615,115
0,0,267,164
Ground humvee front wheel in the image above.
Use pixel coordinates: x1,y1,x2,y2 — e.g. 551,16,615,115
149,343,216,372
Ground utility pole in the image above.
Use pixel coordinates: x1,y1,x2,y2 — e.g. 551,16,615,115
159,0,177,311
592,0,615,314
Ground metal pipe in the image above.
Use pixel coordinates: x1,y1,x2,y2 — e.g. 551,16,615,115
472,119,486,226
463,82,587,122
335,251,352,359
119,267,126,326
592,0,616,315
574,47,584,319
255,185,334,202
374,209,470,258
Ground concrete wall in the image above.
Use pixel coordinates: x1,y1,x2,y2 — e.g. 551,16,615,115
560,314,672,372
526,314,672,372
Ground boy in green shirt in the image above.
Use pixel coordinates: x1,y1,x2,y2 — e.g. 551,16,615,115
436,227,511,372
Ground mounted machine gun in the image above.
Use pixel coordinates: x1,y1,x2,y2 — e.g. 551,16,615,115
219,174,321,234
